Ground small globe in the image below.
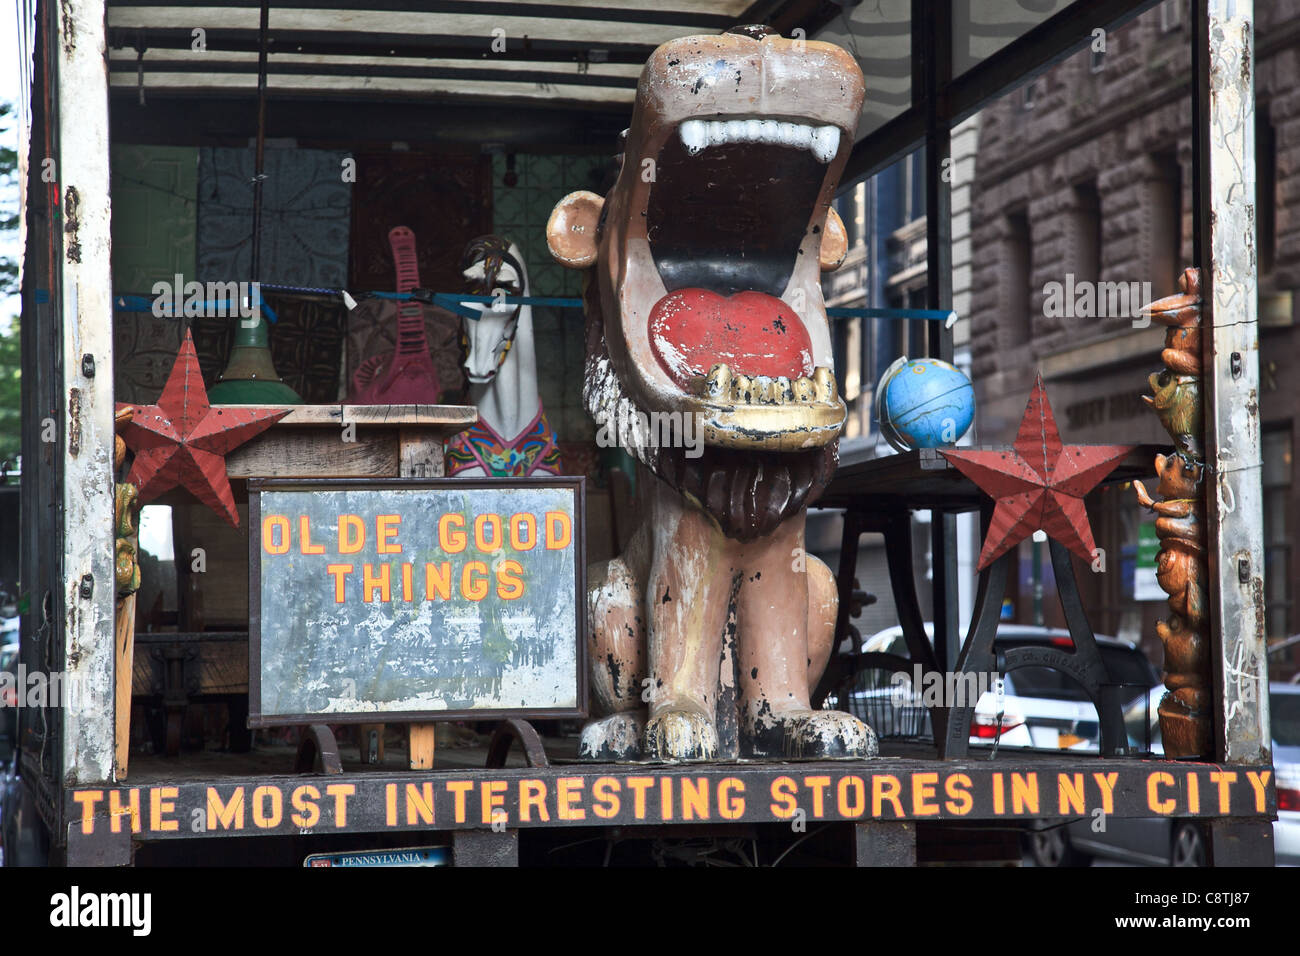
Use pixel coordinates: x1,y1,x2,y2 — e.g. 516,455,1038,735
876,357,975,451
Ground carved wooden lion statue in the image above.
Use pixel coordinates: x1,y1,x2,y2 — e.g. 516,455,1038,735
547,25,876,762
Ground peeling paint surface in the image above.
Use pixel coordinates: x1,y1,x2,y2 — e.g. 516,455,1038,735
57,0,118,786
1203,2,1271,762
257,487,579,717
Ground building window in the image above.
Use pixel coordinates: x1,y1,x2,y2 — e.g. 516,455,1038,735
834,191,860,250
1262,427,1293,641
1004,210,1032,342
1022,80,1037,110
911,148,926,222
896,146,926,224
1068,180,1102,287
1147,150,1183,296
1258,111,1276,278
1160,0,1183,32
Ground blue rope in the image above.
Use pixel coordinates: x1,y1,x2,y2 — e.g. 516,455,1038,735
828,306,959,326
362,291,584,319
95,285,958,327
112,293,278,323
256,284,961,324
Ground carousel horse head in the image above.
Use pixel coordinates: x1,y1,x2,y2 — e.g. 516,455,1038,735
460,234,530,384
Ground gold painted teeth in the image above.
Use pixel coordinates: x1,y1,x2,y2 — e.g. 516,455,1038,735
812,367,835,403
704,363,732,399
699,364,838,405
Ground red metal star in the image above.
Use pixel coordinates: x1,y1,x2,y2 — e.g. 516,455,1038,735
116,331,290,527
940,375,1134,570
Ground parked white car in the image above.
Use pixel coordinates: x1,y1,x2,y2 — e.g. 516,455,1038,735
1267,683,1300,866
849,623,1160,752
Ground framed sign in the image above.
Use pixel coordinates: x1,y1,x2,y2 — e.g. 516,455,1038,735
248,477,586,727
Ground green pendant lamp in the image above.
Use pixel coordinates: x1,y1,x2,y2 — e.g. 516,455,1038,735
208,0,301,408
207,312,301,405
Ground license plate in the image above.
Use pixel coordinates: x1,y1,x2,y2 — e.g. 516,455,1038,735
304,846,448,867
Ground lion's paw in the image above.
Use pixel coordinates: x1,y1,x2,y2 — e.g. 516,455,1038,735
644,710,718,762
579,711,646,761
779,709,878,759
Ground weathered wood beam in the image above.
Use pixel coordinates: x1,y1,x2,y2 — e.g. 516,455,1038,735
1192,0,1270,765
58,0,118,786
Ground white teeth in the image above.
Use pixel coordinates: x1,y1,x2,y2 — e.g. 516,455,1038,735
677,119,841,163
810,125,840,162
679,119,707,155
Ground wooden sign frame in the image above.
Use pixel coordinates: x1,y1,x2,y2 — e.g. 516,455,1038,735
247,476,587,728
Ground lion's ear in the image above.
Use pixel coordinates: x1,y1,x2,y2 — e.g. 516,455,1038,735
819,206,848,272
547,191,604,268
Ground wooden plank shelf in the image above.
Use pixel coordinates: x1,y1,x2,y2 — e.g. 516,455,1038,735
218,403,476,480
818,443,1167,511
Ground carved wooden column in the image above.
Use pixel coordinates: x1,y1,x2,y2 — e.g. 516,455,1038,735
1136,268,1212,757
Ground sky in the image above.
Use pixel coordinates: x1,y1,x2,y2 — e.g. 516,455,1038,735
1,0,26,326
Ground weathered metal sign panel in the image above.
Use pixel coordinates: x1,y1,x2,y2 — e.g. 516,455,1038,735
65,760,1277,840
248,478,586,725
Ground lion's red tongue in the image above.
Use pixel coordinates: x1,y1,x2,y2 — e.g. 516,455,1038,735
648,289,814,390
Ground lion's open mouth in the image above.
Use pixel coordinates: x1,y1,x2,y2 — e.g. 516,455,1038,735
644,118,843,405
649,120,837,298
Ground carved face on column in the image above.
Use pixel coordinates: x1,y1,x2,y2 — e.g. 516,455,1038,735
460,235,528,384
549,28,862,538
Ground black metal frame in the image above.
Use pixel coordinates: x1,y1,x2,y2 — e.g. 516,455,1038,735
18,0,1276,866
841,0,1165,186
98,3,845,163
246,476,588,727
811,0,1183,756
17,0,67,845
829,0,1167,676
816,447,1162,757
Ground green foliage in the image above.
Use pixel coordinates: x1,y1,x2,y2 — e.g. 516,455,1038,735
0,102,15,299
0,101,18,463
0,316,18,463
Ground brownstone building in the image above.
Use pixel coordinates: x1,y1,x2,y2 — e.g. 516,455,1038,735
969,0,1298,675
